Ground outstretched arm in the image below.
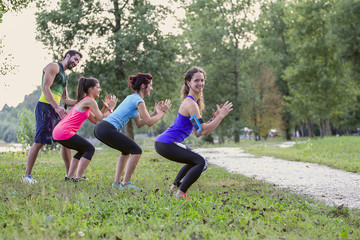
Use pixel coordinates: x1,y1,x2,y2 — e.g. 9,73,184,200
87,95,117,124
191,101,233,137
133,100,171,128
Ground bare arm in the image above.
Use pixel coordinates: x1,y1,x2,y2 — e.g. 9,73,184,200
77,96,117,124
185,100,233,137
88,96,117,123
133,101,168,128
61,86,77,107
88,112,98,124
100,94,117,114
42,63,67,118
199,101,233,136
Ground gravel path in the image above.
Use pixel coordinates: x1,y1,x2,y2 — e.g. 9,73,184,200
195,147,360,209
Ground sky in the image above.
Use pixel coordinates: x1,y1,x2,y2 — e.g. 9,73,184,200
0,1,183,110
0,3,51,110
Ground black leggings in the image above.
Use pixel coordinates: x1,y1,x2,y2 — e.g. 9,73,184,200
94,120,142,155
56,134,95,160
154,141,209,193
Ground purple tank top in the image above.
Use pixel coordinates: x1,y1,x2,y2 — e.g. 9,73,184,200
155,95,196,143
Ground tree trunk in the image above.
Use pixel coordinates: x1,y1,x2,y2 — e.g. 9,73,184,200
218,134,224,144
307,118,313,137
233,40,240,143
319,119,324,138
282,108,292,140
325,118,331,136
300,120,305,137
230,1,240,143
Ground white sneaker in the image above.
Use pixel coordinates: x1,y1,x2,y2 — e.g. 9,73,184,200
22,174,37,184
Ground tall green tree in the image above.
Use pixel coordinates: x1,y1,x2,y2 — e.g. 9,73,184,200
255,0,293,140
35,0,179,139
179,0,256,142
282,0,350,137
326,0,360,132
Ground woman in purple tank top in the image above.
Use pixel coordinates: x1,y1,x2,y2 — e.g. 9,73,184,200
155,67,233,199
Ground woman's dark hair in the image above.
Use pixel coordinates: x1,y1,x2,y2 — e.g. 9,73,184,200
181,66,206,113
128,73,152,92
77,77,99,102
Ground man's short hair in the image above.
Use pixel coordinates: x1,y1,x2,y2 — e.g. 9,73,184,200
63,50,83,59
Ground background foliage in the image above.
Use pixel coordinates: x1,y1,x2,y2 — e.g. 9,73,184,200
2,0,360,144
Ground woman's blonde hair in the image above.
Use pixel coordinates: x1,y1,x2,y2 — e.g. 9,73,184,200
181,66,206,113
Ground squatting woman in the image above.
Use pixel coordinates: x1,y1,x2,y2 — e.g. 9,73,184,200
155,67,233,199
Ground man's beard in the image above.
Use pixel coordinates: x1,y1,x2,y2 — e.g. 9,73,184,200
67,60,73,70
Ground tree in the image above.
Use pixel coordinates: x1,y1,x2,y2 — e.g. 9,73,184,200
243,56,283,140
0,87,41,143
178,0,256,142
255,0,293,140
35,0,179,139
282,0,351,137
1,0,34,79
0,0,35,22
0,38,17,77
16,108,36,148
326,0,360,132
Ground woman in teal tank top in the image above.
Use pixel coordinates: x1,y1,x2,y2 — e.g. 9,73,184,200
94,73,171,190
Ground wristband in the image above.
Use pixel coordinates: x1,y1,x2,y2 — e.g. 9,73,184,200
108,108,113,113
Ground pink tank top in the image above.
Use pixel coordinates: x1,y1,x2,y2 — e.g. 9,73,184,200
52,99,91,140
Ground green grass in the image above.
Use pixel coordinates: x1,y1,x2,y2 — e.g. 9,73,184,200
238,136,360,173
1,142,360,239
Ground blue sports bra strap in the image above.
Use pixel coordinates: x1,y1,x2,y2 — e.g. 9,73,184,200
186,95,196,102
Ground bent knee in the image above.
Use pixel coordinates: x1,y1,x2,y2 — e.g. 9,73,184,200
132,147,142,155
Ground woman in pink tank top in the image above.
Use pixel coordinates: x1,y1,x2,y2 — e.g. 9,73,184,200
53,77,117,181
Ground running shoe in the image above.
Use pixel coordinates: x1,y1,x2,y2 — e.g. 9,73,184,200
176,190,190,200
168,184,179,193
65,176,70,181
112,182,125,189
80,176,89,181
181,192,190,200
122,181,140,190
71,177,83,182
22,174,37,184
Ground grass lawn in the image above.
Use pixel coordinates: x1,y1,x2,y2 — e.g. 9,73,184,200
238,136,360,173
1,138,360,239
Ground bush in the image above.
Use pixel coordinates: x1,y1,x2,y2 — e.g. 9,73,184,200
16,109,59,152
16,108,36,150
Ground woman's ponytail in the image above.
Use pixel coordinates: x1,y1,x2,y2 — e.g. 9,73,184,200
76,77,99,102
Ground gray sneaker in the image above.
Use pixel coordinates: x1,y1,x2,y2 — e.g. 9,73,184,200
122,181,140,190
22,174,37,184
112,182,125,189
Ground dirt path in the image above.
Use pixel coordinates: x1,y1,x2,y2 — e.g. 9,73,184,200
195,147,360,209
